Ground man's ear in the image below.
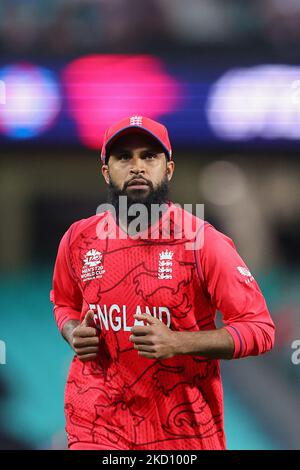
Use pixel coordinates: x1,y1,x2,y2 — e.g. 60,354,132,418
166,160,175,181
101,164,110,184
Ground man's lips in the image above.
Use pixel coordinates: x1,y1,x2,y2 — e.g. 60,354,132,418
126,179,150,188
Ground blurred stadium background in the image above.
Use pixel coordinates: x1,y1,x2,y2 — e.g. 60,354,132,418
1,0,300,450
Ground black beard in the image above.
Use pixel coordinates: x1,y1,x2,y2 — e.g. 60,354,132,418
107,176,170,226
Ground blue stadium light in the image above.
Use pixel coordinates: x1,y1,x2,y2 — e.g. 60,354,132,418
206,65,300,140
0,63,61,139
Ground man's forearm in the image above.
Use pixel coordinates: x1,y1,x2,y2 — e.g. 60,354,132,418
62,320,80,349
173,327,235,360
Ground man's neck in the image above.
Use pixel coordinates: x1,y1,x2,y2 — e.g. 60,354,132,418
116,201,170,237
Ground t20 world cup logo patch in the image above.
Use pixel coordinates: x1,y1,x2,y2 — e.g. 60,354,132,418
81,249,105,282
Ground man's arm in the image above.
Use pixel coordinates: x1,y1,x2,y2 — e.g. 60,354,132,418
198,224,275,359
51,224,83,332
51,225,100,362
130,223,275,361
130,313,234,360
173,327,234,359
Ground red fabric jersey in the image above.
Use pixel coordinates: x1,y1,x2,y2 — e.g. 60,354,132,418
50,202,275,450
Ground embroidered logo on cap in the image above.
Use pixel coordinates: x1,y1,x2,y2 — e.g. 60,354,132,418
130,116,143,126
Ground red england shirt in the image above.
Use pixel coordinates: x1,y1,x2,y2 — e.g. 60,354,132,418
50,202,275,450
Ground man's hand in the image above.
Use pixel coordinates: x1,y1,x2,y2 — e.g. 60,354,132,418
71,310,100,362
129,313,178,360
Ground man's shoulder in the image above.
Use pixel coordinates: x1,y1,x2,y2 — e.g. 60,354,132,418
171,203,205,221
176,208,234,250
203,222,233,242
172,203,207,235
64,211,111,246
200,221,236,255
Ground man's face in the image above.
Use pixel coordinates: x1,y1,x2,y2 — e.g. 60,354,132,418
101,132,174,202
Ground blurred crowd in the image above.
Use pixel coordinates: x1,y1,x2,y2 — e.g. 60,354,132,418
2,0,300,56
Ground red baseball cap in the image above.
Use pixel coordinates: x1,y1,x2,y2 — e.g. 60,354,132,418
101,116,172,164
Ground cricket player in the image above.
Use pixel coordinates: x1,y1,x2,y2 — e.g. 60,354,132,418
50,116,275,450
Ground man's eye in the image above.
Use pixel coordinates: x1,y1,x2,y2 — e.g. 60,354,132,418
145,153,156,159
119,154,130,160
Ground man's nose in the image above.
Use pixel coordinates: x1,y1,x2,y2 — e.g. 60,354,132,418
129,156,146,174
